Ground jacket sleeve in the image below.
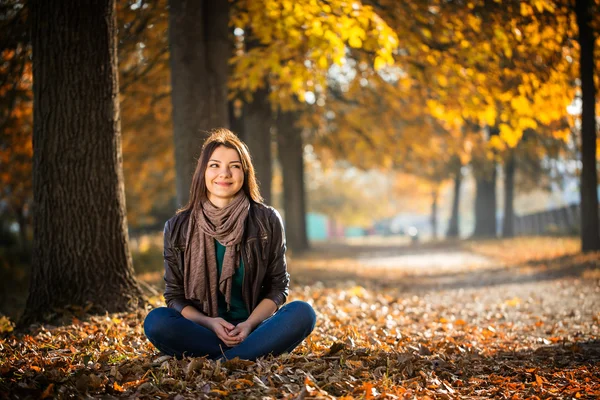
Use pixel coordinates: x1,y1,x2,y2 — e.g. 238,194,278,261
262,208,290,308
162,219,194,312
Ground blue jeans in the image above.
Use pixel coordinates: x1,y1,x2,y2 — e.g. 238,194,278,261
143,301,316,360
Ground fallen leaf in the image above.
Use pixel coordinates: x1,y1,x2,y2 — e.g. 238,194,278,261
40,383,54,399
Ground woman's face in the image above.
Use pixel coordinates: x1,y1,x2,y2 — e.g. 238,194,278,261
205,145,245,207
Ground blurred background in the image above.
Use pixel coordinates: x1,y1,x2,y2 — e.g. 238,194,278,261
1,0,598,317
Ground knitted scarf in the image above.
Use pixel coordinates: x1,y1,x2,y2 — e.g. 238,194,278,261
184,192,250,317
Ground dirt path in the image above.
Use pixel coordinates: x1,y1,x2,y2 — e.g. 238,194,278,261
290,238,599,345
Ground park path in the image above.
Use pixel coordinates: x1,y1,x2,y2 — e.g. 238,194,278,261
289,237,600,335
357,246,494,272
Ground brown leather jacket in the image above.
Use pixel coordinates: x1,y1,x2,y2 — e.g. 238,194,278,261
162,202,290,315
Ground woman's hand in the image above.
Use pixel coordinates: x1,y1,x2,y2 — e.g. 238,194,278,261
209,318,239,347
228,321,253,343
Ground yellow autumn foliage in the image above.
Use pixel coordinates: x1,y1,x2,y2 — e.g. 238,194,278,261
230,0,398,109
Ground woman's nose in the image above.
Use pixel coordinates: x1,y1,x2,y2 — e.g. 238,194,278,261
219,167,232,177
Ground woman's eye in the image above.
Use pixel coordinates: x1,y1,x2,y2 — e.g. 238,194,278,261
209,163,218,168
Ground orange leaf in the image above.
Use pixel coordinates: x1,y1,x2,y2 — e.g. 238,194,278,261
123,379,148,389
113,382,125,392
535,375,544,386
40,383,54,399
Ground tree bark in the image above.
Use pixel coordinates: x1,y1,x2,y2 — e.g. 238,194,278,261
446,164,462,238
276,111,309,253
502,150,516,238
168,0,230,208
472,162,497,238
472,126,498,238
23,0,142,325
243,87,273,205
575,0,600,252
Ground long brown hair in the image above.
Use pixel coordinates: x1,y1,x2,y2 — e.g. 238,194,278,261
178,128,263,213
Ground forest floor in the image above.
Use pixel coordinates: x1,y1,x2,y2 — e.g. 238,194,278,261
1,236,599,399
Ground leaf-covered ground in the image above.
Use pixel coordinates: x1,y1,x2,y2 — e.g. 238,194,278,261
1,236,599,399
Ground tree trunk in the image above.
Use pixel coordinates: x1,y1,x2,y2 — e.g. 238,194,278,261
575,0,600,252
502,150,516,238
472,163,497,238
446,165,462,238
23,0,142,325
168,0,230,208
276,111,309,253
243,87,273,205
430,188,438,240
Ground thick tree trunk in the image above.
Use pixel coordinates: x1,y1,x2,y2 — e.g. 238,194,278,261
472,163,497,238
243,88,273,205
575,0,600,252
276,111,309,253
502,151,516,238
472,126,498,238
446,165,462,238
23,0,142,325
169,0,230,208
430,188,438,240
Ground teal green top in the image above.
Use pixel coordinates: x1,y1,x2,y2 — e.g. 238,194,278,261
215,240,249,321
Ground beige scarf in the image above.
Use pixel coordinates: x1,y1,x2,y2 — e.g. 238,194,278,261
184,192,250,317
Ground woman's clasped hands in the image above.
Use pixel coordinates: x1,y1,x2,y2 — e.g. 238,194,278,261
209,318,252,347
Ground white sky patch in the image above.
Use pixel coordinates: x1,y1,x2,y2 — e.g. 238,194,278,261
567,97,581,116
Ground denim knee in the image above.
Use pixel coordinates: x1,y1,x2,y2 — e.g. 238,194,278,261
143,307,174,341
284,301,317,331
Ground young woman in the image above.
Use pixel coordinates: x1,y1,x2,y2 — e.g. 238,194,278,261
143,128,316,360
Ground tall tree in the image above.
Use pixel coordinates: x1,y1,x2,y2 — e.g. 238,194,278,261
446,158,462,238
575,0,599,251
243,87,273,205
22,0,142,324
276,110,308,253
502,150,516,238
472,127,499,238
472,169,498,238
168,0,230,207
